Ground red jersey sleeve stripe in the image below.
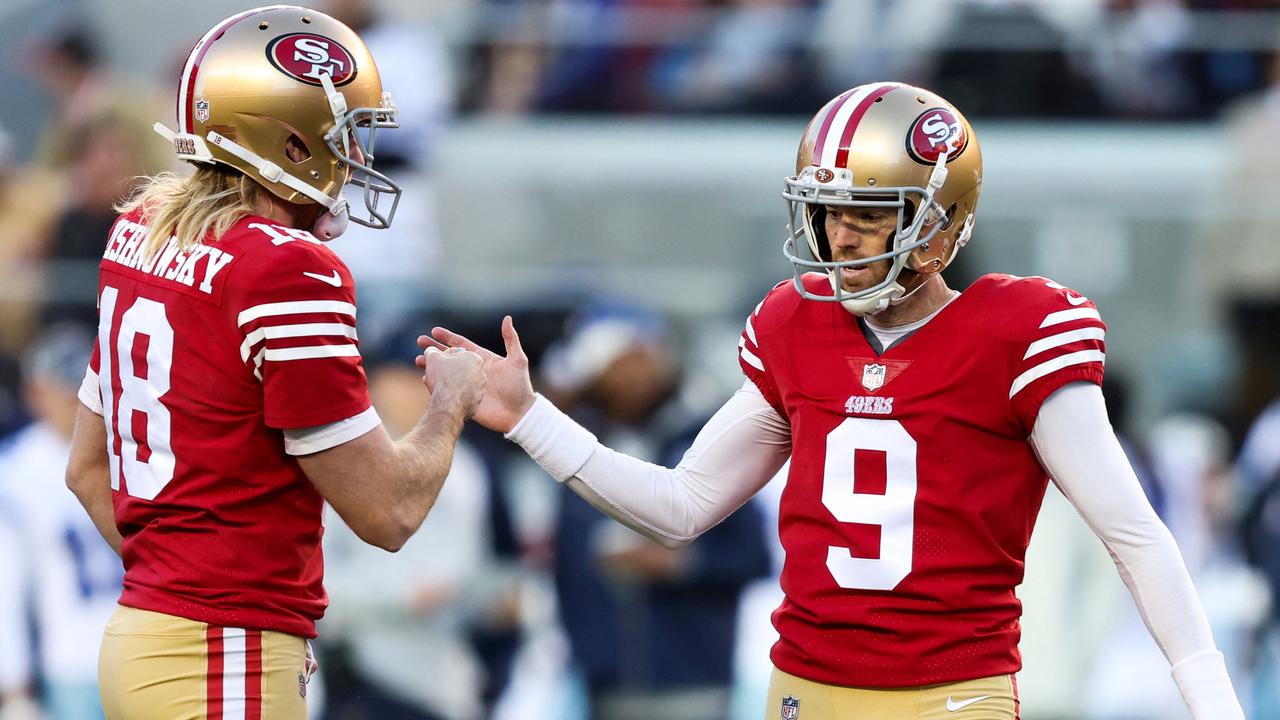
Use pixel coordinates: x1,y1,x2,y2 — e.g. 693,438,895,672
1039,307,1100,328
1009,349,1105,399
237,300,355,327
740,344,765,372
1022,327,1105,360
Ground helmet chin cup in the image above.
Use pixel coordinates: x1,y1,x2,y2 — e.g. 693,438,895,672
313,205,349,241
830,273,905,316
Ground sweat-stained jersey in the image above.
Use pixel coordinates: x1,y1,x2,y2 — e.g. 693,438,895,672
84,209,372,638
738,272,1106,688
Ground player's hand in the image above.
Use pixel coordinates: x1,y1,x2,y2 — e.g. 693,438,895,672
419,345,486,419
417,315,534,434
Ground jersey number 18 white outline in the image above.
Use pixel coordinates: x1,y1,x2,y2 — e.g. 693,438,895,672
821,417,918,591
98,286,176,501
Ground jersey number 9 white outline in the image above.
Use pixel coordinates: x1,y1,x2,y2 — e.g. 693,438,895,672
821,417,918,591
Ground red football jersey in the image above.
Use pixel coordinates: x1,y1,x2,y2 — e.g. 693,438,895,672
86,209,372,638
738,272,1106,687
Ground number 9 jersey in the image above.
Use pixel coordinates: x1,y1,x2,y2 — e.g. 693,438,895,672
79,209,376,639
738,272,1106,688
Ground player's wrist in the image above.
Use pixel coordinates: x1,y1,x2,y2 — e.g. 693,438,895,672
1172,650,1244,719
500,393,536,433
427,385,474,420
505,394,597,481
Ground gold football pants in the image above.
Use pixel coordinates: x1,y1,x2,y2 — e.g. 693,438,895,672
765,666,1018,720
98,605,316,720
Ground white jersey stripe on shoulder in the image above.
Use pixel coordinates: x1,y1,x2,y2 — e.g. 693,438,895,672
754,301,764,316
819,85,875,167
1009,350,1105,399
740,346,765,372
221,627,247,720
1039,307,1101,329
238,300,356,327
239,322,358,362
1022,327,1105,360
744,316,758,345
265,345,361,362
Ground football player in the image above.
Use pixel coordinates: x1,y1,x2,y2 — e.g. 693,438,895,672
424,83,1245,719
63,7,485,720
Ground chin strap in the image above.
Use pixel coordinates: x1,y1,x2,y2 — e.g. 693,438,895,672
155,122,350,240
831,274,906,316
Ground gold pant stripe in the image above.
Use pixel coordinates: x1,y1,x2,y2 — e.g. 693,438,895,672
98,605,311,720
765,666,1019,720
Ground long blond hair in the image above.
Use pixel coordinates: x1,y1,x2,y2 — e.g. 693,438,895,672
116,166,264,258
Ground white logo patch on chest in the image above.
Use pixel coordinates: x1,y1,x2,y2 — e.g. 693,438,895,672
862,363,887,391
845,395,894,416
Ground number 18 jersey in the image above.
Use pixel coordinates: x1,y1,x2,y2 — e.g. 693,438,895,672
738,273,1106,687
83,210,373,638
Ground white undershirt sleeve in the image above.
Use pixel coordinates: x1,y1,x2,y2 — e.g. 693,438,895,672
1030,383,1244,720
506,380,792,548
78,367,103,416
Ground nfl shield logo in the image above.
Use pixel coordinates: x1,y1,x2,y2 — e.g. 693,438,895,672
780,695,800,720
195,99,210,122
862,363,887,392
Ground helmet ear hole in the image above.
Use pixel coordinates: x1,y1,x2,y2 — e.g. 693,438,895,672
285,134,312,163
940,203,957,230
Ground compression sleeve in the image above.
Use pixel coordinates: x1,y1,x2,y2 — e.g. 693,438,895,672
507,380,791,547
1030,382,1243,720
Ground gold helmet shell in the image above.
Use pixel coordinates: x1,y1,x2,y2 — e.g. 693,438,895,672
156,5,401,237
783,82,983,314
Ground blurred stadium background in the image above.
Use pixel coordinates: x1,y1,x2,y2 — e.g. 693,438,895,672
3,0,1280,719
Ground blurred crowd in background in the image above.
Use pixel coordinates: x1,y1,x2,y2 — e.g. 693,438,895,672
3,0,1280,719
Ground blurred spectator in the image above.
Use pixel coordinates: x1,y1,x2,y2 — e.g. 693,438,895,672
38,116,151,331
1082,0,1199,118
325,0,454,345
27,19,112,170
0,125,62,438
1194,36,1280,438
0,324,123,720
0,125,62,358
540,305,771,720
1241,461,1280,717
811,0,949,92
0,519,40,720
318,353,507,720
930,1,1101,118
24,18,166,173
1087,414,1268,719
651,0,820,115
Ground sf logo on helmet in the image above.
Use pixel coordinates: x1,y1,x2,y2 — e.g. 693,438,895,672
907,108,968,165
267,33,357,86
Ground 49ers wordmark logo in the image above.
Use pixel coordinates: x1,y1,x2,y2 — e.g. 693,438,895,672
266,33,357,86
906,107,967,165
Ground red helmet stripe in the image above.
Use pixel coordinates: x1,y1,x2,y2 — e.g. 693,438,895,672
833,84,897,169
810,88,858,167
177,7,282,132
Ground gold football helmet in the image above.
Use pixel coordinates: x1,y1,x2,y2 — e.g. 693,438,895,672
783,82,982,315
153,5,400,239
